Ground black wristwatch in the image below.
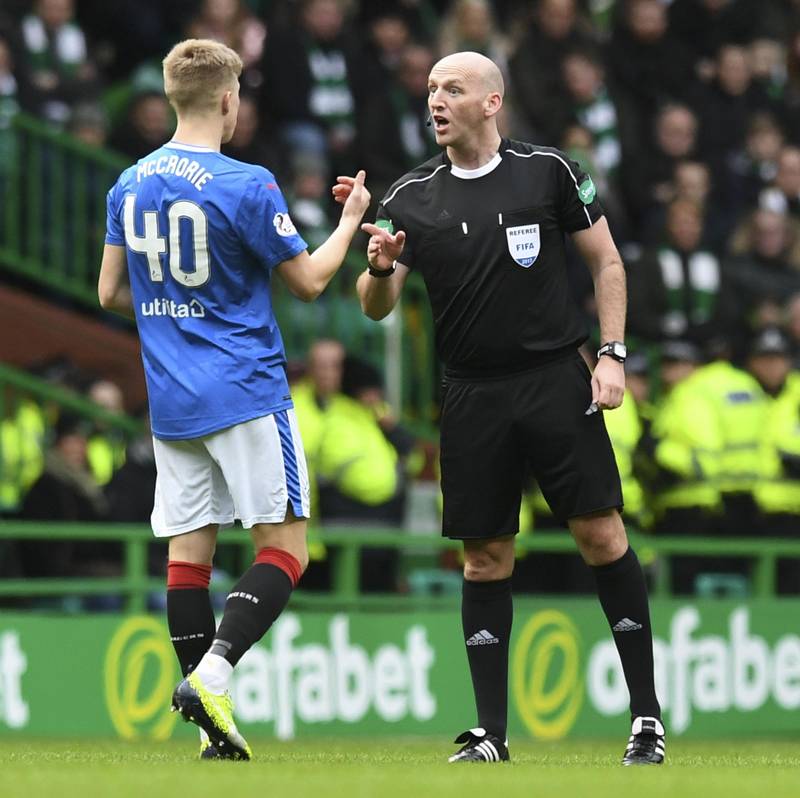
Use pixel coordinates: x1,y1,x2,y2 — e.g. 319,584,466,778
368,262,396,278
597,341,627,363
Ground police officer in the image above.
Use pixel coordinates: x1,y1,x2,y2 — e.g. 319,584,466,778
339,51,663,765
747,327,800,593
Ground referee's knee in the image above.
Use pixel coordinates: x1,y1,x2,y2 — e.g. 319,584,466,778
463,539,515,581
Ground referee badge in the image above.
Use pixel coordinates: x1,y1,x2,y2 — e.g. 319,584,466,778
505,223,540,268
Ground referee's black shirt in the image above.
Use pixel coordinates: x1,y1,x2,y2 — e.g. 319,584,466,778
376,138,604,378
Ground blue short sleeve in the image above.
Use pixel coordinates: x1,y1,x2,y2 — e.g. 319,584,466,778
105,180,125,245
236,173,307,269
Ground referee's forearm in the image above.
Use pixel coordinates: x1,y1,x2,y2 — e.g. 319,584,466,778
592,257,627,343
357,270,398,320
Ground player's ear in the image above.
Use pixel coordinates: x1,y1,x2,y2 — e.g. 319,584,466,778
221,91,231,116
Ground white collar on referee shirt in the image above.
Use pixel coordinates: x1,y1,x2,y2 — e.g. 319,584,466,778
449,152,502,180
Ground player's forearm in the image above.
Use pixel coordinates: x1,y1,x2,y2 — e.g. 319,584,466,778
357,269,400,320
591,256,627,343
305,217,361,299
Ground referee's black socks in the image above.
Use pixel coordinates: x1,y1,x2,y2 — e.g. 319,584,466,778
591,546,661,719
462,576,513,740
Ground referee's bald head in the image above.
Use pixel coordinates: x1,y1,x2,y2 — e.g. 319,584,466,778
431,51,505,98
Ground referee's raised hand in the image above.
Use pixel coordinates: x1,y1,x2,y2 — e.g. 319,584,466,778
361,222,406,273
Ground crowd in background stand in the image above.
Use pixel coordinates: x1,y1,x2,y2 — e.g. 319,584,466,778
2,0,800,596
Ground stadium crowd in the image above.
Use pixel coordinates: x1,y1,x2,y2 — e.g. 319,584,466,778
2,0,800,596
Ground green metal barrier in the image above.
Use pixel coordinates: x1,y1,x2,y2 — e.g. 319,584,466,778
0,113,128,306
1,521,798,611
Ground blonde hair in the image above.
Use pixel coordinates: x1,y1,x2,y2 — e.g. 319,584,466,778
162,38,243,114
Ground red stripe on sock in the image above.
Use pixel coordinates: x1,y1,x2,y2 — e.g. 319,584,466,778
167,560,212,590
254,547,302,588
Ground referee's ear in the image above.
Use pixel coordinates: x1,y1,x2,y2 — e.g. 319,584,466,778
483,91,502,119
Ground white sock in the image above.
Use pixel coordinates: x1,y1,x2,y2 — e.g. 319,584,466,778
193,653,233,695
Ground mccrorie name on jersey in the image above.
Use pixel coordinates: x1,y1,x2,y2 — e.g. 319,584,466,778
136,152,214,191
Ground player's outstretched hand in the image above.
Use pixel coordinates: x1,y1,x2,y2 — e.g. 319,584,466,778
361,222,406,273
335,170,370,223
332,174,356,204
590,356,625,412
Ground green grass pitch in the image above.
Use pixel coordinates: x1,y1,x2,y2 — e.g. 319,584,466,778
1,738,798,798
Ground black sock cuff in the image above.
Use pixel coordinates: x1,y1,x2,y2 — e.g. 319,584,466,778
591,546,639,580
462,576,513,599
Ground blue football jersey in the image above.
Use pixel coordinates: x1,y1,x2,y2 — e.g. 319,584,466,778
105,142,307,440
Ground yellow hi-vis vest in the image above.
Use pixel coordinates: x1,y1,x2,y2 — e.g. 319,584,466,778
689,362,769,494
755,371,800,515
289,379,331,560
87,434,126,486
652,362,769,516
317,395,398,506
651,370,723,514
0,401,45,512
603,389,646,525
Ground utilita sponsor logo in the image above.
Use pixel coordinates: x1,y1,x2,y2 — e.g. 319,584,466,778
140,298,205,319
230,613,436,739
588,607,800,733
0,631,29,729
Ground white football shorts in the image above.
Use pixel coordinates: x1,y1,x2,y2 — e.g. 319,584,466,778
150,409,310,537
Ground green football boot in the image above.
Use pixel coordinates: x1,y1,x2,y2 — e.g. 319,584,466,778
172,672,252,761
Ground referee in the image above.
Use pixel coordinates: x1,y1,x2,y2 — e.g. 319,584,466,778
340,51,663,765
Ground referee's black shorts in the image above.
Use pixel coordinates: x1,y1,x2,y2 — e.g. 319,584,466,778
439,351,623,539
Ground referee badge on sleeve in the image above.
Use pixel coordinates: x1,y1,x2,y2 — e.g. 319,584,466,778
505,223,540,268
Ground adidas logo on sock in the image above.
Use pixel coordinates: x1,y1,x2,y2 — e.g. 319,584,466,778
466,629,500,646
613,617,643,632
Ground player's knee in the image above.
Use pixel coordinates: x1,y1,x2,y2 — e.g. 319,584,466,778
294,543,310,576
272,542,309,576
167,525,217,565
